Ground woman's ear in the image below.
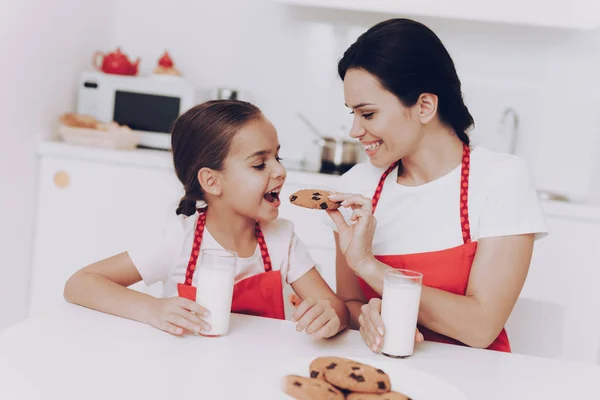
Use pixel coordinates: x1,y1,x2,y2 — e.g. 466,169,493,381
417,93,438,124
198,168,222,197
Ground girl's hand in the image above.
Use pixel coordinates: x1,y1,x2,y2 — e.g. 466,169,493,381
146,297,211,335
358,298,424,352
326,192,377,271
292,298,341,339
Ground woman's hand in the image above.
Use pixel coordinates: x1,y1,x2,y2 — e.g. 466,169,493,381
146,297,211,335
358,298,424,352
292,298,341,339
327,192,377,271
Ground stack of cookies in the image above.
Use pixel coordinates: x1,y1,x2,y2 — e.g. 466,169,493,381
282,356,410,400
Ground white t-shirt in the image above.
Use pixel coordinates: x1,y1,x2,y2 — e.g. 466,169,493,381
328,146,547,255
128,213,315,298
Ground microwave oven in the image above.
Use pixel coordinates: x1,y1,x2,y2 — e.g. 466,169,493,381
76,71,198,150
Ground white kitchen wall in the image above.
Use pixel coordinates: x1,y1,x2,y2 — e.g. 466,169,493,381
111,0,600,199
0,0,115,329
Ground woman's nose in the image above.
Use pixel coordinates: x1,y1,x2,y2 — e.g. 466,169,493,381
349,117,366,139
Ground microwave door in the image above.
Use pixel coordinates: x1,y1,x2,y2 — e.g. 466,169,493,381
113,90,180,149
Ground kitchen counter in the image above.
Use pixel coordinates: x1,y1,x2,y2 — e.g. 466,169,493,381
37,139,600,222
1,304,599,400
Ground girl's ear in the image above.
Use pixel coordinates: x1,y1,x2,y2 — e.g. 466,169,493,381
198,168,222,196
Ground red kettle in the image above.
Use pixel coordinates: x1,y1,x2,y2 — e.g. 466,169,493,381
92,47,140,76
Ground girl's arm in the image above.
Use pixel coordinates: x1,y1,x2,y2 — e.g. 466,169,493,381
64,252,209,335
333,232,368,330
290,267,349,338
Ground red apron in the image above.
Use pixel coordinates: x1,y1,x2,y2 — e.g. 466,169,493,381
177,211,285,320
358,144,511,352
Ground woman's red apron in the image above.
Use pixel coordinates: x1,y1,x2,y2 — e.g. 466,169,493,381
358,144,510,352
177,211,285,320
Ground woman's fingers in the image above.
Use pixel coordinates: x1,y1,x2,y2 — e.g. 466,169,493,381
329,193,372,212
326,209,349,230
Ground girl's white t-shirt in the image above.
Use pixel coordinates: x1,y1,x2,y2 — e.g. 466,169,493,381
328,146,547,255
128,213,315,298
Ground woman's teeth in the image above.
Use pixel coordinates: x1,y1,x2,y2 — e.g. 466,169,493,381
364,140,383,151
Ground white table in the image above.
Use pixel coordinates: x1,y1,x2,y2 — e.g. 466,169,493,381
0,304,599,400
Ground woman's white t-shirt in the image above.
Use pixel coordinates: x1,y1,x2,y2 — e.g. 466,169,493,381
329,146,547,255
128,214,315,298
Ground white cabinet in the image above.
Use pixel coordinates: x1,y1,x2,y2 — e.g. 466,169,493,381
29,153,182,315
514,214,600,364
271,0,600,30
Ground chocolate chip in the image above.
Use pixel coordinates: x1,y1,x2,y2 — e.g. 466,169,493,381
326,362,337,370
351,366,360,370
290,195,297,202
311,196,321,200
310,371,319,378
376,369,385,374
349,373,365,382
293,381,302,387
378,381,387,390
313,192,321,195
319,202,328,209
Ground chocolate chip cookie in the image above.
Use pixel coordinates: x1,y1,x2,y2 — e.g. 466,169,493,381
289,189,341,210
346,391,411,400
309,356,349,380
318,357,392,394
282,375,345,400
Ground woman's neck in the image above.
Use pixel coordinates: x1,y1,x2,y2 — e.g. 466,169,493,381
398,125,465,186
204,203,257,258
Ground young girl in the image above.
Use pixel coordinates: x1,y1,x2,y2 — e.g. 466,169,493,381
64,100,349,338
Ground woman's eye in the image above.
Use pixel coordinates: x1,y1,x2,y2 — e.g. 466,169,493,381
253,164,266,170
362,112,374,119
276,156,283,162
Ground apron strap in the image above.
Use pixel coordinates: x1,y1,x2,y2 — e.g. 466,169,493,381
182,210,273,287
372,144,472,244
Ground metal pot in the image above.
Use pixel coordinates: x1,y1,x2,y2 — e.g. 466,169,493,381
316,137,362,175
298,113,363,175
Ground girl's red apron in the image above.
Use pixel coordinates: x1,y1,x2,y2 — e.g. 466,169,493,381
177,211,285,320
358,144,511,352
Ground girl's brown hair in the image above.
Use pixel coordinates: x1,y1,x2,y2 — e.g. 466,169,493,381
171,100,262,216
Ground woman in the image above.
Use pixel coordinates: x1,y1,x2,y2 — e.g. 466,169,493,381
326,18,547,352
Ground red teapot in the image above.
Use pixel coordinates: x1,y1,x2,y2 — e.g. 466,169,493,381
92,47,140,76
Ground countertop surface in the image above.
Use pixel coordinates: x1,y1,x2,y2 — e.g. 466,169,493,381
1,304,599,400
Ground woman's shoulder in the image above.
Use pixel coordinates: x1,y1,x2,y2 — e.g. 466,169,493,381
471,146,529,171
471,146,532,181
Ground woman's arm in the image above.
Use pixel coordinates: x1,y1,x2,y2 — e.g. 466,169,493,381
327,192,535,349
351,234,534,348
291,267,349,337
334,232,368,330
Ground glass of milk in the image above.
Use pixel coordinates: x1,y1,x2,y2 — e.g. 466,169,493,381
380,269,423,358
195,249,237,337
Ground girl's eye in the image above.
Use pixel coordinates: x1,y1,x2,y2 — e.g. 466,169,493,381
276,156,283,162
253,164,266,171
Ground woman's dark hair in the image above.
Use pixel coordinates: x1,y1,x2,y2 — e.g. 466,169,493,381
338,18,473,146
171,100,262,216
